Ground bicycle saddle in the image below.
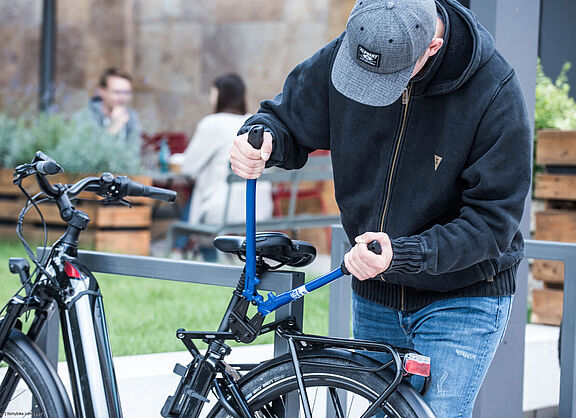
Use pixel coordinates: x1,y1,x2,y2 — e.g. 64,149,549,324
213,232,316,268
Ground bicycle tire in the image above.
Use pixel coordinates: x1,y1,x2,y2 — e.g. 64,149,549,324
209,351,432,417
0,329,73,418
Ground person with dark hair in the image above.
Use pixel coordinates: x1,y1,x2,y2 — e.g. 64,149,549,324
213,73,247,115
178,73,273,260
74,67,142,155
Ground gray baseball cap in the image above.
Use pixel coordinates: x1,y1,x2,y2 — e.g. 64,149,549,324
331,0,437,107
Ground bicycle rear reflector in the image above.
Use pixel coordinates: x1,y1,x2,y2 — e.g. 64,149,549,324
64,261,82,279
403,353,431,377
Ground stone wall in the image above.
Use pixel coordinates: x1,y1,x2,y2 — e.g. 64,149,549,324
0,0,355,136
0,1,43,113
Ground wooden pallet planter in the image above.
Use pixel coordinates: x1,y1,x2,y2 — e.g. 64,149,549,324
534,173,576,201
531,129,576,325
531,287,564,326
0,168,152,255
536,129,576,165
0,223,151,256
534,210,576,242
532,259,564,284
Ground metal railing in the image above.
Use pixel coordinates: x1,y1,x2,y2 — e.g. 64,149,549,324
525,239,576,418
328,226,576,417
35,249,306,364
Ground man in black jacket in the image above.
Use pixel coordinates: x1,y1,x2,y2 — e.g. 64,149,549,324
230,0,532,415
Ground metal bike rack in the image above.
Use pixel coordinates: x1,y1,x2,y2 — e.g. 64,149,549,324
35,248,305,366
328,225,576,417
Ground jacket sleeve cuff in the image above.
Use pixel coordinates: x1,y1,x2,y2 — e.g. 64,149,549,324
237,124,274,137
387,237,426,274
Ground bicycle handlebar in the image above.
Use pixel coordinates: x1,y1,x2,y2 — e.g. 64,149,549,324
35,160,62,175
115,176,177,202
67,174,176,203
19,152,177,204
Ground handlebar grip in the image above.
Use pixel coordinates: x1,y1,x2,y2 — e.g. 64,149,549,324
368,240,382,255
340,240,383,276
123,178,177,202
144,185,177,202
247,125,264,150
36,161,62,175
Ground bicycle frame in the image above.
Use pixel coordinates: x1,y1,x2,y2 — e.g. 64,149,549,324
58,250,122,417
0,229,123,418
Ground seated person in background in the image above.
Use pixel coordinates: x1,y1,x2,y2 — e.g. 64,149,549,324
179,73,273,260
74,67,142,156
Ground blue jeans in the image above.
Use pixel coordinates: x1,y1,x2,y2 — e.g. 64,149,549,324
352,293,513,418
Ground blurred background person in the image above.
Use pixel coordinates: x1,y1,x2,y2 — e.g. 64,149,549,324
176,73,273,260
74,67,142,156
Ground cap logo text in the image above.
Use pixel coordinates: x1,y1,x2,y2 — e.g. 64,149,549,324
357,45,381,68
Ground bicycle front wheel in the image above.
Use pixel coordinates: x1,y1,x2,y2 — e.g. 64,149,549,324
0,330,73,418
210,352,431,417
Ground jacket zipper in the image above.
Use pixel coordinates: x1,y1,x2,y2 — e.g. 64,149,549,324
379,85,412,311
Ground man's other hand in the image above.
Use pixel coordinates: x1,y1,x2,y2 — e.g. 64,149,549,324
344,232,393,280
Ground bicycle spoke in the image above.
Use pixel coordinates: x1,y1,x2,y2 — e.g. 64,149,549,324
328,387,345,418
10,389,26,402
258,397,286,417
310,387,319,413
347,393,355,417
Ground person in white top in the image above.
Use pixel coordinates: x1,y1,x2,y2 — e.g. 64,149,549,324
179,73,273,260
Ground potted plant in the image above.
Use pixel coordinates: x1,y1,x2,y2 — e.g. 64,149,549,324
0,111,151,255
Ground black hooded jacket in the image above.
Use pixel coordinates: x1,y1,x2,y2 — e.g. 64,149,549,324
239,0,532,310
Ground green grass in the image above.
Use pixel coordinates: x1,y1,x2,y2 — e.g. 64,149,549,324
97,274,330,357
0,240,331,357
0,240,31,296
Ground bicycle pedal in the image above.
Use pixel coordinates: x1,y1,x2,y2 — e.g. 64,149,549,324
173,363,188,377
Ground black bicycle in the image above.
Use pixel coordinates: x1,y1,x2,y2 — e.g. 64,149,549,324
0,146,435,417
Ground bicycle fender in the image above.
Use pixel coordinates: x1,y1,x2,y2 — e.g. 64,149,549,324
240,347,436,418
5,329,75,418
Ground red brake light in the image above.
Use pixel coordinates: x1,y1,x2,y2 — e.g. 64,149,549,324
403,353,430,377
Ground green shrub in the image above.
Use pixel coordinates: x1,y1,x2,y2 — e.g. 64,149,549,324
50,120,141,174
0,112,141,174
0,114,21,168
535,60,576,131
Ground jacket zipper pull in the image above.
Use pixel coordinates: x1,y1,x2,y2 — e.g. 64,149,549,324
402,88,409,105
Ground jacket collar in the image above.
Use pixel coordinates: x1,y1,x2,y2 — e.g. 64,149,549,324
411,0,494,98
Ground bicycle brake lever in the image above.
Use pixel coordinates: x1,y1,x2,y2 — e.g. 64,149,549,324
118,198,132,207
101,197,132,208
13,164,35,185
